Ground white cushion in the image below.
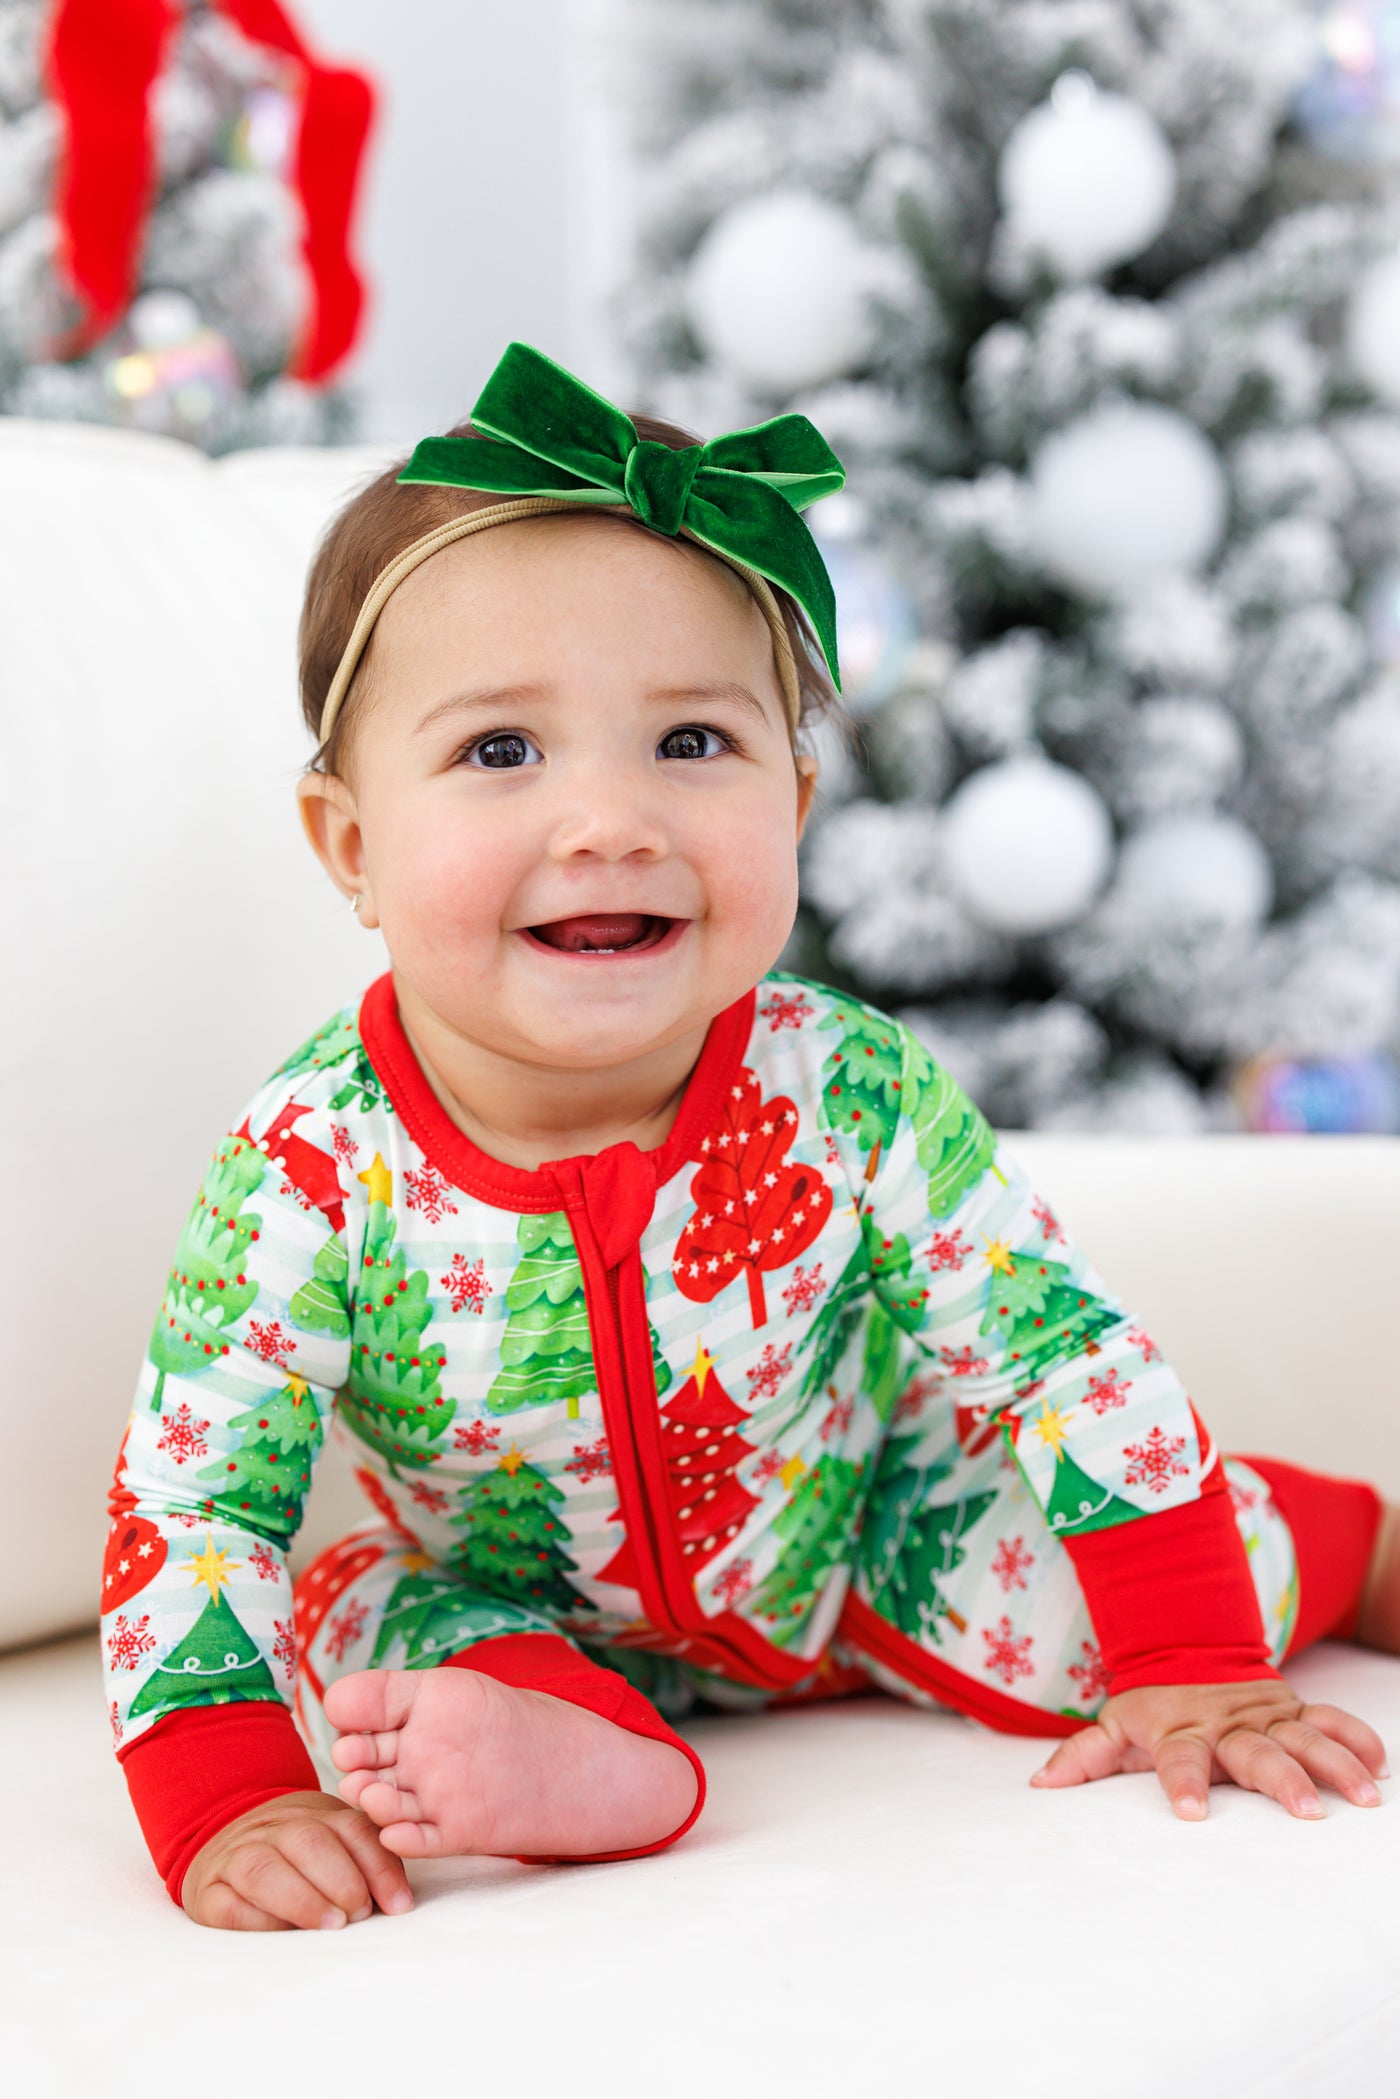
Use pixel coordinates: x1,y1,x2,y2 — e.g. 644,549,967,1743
8,1627,1400,2094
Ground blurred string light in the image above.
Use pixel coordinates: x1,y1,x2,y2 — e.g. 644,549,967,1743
1293,0,1400,158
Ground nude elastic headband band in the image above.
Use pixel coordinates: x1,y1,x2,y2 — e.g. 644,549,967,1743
316,494,806,748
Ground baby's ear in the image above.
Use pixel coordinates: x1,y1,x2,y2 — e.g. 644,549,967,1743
795,751,820,841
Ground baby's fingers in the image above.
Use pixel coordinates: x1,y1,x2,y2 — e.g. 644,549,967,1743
1153,1732,1214,1820
195,1880,291,1932
1214,1727,1323,1819
1029,1724,1132,1788
1266,1719,1383,1809
221,1838,353,1930
1299,1701,1390,1781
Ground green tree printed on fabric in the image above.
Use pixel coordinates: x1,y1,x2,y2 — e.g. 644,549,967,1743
147,1132,267,1413
195,1373,325,1537
751,1454,865,1642
339,1155,455,1476
269,1010,393,1119
368,1565,535,1670
448,1449,596,1618
796,1218,924,1404
1044,1442,1138,1538
859,1436,997,1644
979,1244,1122,1383
818,995,906,1187
488,1212,598,1420
290,1233,352,1338
128,1540,280,1722
906,1045,1001,1219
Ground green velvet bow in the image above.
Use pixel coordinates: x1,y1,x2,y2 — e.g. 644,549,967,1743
397,339,847,692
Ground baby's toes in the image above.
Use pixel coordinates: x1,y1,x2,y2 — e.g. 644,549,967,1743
323,1667,413,1737
329,1725,402,1773
335,1767,388,1809
357,1775,427,1830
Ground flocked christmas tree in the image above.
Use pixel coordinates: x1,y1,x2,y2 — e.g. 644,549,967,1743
489,1211,599,1420
860,1436,997,1641
751,1451,866,1639
608,0,1400,1132
147,1126,266,1414
338,1152,456,1476
196,1369,324,1535
448,1443,596,1618
0,0,372,451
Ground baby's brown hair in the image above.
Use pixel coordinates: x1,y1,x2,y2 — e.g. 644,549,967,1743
298,410,846,788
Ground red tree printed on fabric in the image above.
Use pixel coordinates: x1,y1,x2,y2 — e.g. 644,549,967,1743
597,1340,760,1592
673,1066,831,1327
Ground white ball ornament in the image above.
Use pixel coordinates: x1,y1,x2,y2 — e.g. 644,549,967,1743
1029,401,1228,597
940,755,1115,935
998,71,1177,280
1345,249,1400,407
1114,812,1274,930
685,190,878,393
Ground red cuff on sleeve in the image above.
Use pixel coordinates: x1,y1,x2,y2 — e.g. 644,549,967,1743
117,1700,321,1911
1063,1465,1280,1697
443,1633,705,1862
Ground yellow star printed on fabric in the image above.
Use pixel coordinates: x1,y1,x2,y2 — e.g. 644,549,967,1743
1032,1400,1074,1459
779,1454,808,1492
692,1336,714,1395
357,1151,393,1208
186,1531,240,1604
497,1444,527,1476
401,1549,436,1575
285,1372,311,1406
982,1236,1016,1276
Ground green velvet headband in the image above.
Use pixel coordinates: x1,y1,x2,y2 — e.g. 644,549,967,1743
317,339,846,748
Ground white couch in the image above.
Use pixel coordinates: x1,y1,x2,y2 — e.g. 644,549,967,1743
5,422,1400,2096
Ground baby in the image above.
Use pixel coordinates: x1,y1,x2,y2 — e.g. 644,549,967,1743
103,340,1398,1933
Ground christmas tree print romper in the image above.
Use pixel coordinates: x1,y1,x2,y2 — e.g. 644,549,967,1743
103,967,1348,1904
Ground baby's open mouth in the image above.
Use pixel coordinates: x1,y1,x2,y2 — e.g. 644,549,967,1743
525,913,677,955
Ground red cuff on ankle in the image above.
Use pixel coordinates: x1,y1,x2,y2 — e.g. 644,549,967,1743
442,1633,705,1862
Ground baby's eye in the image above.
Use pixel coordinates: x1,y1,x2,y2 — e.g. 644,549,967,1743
464,732,541,769
658,724,731,761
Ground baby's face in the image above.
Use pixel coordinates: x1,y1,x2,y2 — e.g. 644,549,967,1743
301,513,817,1074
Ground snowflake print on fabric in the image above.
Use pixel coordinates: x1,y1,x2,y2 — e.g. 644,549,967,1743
279,1176,315,1214
246,1318,296,1368
1129,1326,1163,1364
249,1541,280,1582
410,1480,450,1516
941,1343,990,1378
752,1448,787,1487
566,1436,611,1484
1229,1476,1260,1514
1124,1426,1190,1495
674,1065,832,1327
895,1371,943,1423
712,1557,754,1607
1084,1368,1132,1415
109,1701,123,1745
820,1393,854,1442
982,1615,1034,1687
325,1598,369,1663
167,1502,216,1528
1067,1641,1111,1702
926,1227,972,1273
453,1418,501,1457
443,1252,493,1316
272,1618,298,1676
156,1401,210,1466
823,1134,842,1166
404,1163,460,1224
748,1341,794,1401
106,1614,157,1671
991,1536,1033,1593
759,989,814,1032
330,1122,361,1167
1032,1196,1065,1244
782,1262,827,1316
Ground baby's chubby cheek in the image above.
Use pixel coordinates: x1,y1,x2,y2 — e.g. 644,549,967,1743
372,822,521,975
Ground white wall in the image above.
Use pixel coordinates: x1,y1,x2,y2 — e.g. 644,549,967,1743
293,0,638,442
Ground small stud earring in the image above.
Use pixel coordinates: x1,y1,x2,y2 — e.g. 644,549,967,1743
350,893,361,913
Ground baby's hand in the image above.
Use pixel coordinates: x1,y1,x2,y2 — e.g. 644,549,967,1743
1029,1679,1390,1821
181,1789,415,1930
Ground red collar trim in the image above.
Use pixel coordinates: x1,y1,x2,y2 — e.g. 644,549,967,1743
357,972,757,1214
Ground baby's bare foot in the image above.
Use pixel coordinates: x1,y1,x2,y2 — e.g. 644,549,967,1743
323,1664,698,1860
